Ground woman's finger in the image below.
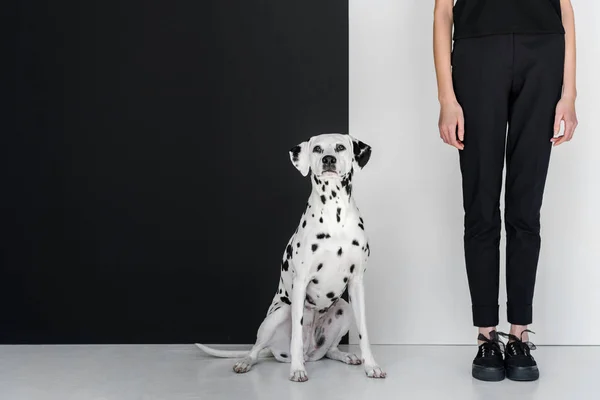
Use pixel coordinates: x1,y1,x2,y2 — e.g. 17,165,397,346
457,115,465,142
440,127,448,144
553,112,563,136
552,134,568,146
447,126,464,150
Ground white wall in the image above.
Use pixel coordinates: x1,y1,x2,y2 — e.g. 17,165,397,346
349,0,600,345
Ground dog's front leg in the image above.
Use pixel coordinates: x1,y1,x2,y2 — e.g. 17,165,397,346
348,275,386,378
289,272,309,382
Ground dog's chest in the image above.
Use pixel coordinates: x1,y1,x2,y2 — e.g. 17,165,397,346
297,226,368,311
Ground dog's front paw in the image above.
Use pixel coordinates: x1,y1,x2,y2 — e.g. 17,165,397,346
233,358,253,374
344,353,362,365
364,365,387,379
289,368,309,382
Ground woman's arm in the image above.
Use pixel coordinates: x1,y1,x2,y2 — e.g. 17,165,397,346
434,0,464,150
552,0,578,146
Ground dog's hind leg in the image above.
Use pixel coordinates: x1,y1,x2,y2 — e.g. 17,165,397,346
324,301,361,365
233,304,290,373
305,299,360,365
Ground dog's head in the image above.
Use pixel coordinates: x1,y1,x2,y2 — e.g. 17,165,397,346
289,133,371,179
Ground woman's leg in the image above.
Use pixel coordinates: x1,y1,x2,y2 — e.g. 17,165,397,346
453,35,512,331
505,34,565,335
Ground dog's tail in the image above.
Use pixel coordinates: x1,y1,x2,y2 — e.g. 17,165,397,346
195,343,272,358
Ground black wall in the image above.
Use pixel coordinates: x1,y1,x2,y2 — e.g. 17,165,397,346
4,1,348,343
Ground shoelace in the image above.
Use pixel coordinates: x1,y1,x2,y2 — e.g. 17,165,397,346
477,331,504,357
498,329,537,356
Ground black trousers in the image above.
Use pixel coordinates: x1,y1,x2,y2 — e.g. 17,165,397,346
452,34,564,327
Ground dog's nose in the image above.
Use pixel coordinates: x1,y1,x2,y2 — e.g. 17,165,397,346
322,155,337,165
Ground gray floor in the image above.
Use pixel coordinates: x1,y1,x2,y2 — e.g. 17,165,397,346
0,345,597,400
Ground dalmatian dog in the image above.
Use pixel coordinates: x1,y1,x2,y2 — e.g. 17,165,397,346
196,133,385,382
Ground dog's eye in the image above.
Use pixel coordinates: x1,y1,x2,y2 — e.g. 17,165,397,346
313,145,323,153
335,144,346,152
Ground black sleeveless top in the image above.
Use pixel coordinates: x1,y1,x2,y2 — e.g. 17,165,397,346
453,0,565,40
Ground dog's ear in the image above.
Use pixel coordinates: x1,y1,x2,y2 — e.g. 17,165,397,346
349,135,372,169
289,140,310,176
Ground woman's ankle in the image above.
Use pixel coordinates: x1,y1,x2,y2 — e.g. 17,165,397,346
477,327,497,345
509,325,529,342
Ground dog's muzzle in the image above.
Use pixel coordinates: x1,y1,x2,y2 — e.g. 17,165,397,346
322,155,337,173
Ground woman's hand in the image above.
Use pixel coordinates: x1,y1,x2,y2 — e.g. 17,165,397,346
438,100,465,150
551,97,578,146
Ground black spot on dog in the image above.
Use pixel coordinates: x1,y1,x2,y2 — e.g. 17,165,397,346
302,220,307,228
286,244,293,259
312,214,315,217
337,247,343,256
329,196,332,200
300,317,303,325
336,208,341,223
306,294,316,305
291,145,301,162
359,334,362,340
313,175,320,185
331,190,336,198
350,264,355,273
360,217,364,223
352,240,360,246
325,181,329,185
279,289,282,294
280,353,288,358
312,278,319,284
312,244,318,252
285,291,289,297
321,195,326,204
327,292,335,299
358,223,364,230
316,336,326,348
328,318,332,324
344,277,348,283
317,263,323,271
319,217,323,223
280,296,291,305
336,308,344,317
316,233,328,239
322,185,325,192
282,260,289,271
297,242,301,248
366,243,370,255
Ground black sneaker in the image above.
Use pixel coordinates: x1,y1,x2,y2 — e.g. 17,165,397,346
472,331,505,382
499,330,539,381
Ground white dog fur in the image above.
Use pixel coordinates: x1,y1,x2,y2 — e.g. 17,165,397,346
196,133,385,382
